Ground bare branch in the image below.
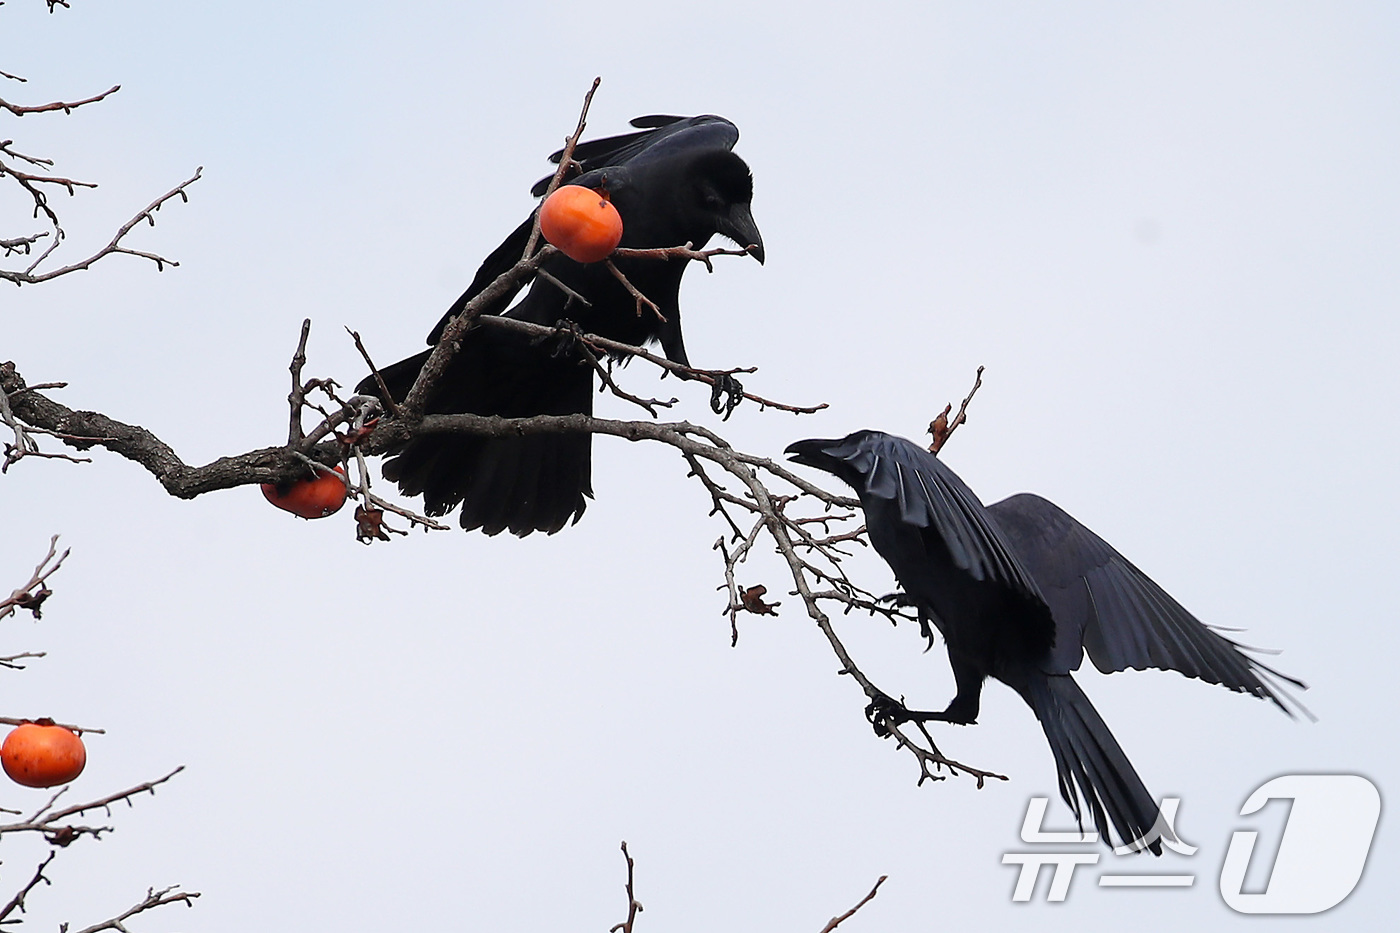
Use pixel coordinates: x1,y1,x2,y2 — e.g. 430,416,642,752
285,319,312,446
346,327,399,419
474,315,829,415
1,534,68,622
0,852,55,924
818,876,887,933
522,77,600,259
608,841,643,933
2,167,202,285
0,84,120,118
612,242,760,269
605,258,665,321
0,716,104,735
0,768,183,845
64,885,200,933
928,365,985,454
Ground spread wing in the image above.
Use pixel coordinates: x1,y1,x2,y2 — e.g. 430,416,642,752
532,115,739,195
987,493,1305,710
825,432,1045,605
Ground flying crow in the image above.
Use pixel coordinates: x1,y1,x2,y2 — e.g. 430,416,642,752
785,430,1303,852
361,115,763,535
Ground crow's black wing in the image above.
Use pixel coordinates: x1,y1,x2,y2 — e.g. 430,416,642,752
544,115,687,164
532,115,740,195
825,433,1045,604
988,493,1304,709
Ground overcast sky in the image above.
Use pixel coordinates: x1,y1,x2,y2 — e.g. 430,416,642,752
3,2,1396,929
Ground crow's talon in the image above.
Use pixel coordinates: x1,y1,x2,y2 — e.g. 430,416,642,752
709,373,744,420
865,691,914,736
534,319,584,359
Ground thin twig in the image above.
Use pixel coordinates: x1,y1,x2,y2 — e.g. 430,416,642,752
0,716,104,735
1,535,68,621
0,852,56,923
818,876,887,933
0,84,120,117
286,320,312,446
608,841,643,933
3,167,201,285
0,768,184,846
347,327,400,419
928,365,985,454
522,77,601,261
65,885,200,933
605,259,665,321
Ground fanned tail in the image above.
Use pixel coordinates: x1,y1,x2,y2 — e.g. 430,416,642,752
1026,673,1164,854
356,329,593,536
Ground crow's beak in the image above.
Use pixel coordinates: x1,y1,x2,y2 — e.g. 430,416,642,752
722,202,765,264
784,438,830,467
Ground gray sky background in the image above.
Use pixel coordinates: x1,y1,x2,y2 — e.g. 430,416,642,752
3,2,1396,929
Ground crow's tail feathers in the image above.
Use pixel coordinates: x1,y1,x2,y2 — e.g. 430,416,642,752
1026,674,1166,855
355,332,594,537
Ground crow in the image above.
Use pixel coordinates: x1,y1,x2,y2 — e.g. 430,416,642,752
359,115,764,536
785,430,1304,852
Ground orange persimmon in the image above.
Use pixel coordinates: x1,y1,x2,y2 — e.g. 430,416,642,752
539,185,624,263
261,465,347,519
2,720,87,788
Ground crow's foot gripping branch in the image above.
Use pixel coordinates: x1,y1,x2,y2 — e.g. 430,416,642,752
709,372,744,420
864,689,976,738
540,318,586,360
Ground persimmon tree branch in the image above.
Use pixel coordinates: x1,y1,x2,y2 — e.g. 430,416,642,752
3,345,1007,784
62,886,200,933
1,167,202,285
0,766,183,846
605,844,887,932
927,365,984,454
0,84,120,118
1,534,67,622
2,28,198,284
522,76,599,259
818,876,888,933
0,852,56,925
609,842,643,933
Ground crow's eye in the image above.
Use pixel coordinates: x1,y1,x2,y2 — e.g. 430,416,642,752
696,187,725,212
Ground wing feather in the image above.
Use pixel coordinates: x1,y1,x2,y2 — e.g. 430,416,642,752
533,115,739,195
988,492,1304,710
825,433,1043,604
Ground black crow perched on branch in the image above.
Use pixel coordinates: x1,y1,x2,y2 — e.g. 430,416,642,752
360,115,763,536
785,430,1304,852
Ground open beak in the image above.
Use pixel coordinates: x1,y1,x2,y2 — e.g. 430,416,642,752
784,438,833,467
721,202,765,264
